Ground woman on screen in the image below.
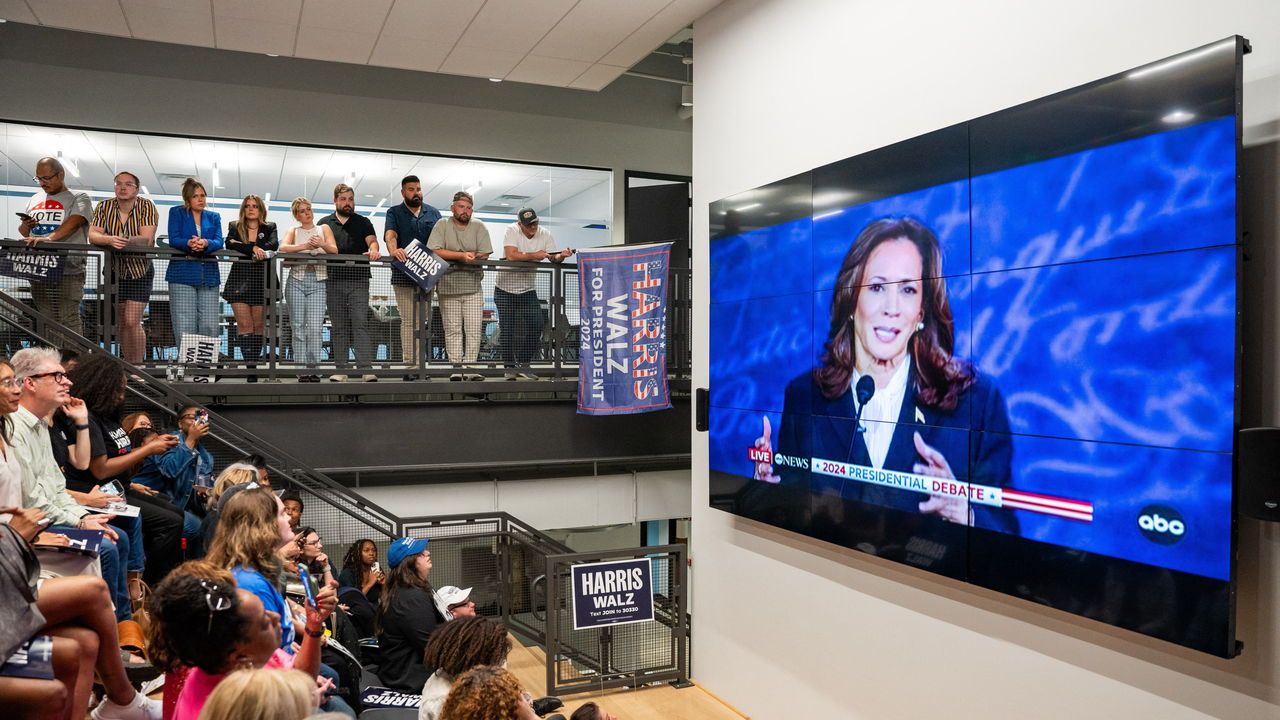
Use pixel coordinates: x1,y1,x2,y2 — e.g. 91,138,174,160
754,216,1017,533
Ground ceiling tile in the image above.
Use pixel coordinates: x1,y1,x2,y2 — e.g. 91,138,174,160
599,0,716,67
533,0,670,63
214,18,298,55
437,46,525,80
293,27,378,65
368,34,451,73
568,63,627,92
121,1,214,46
506,55,593,88
454,0,575,54
299,0,392,34
28,0,129,35
380,0,478,40
214,0,302,24
0,1,40,23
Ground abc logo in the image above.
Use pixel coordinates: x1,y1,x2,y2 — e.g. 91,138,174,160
1137,505,1186,545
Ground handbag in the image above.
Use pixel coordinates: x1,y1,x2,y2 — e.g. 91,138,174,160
0,523,47,660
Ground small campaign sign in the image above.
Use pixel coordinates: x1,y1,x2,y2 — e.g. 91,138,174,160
0,248,64,283
570,558,654,631
359,686,422,708
178,334,220,383
389,239,448,293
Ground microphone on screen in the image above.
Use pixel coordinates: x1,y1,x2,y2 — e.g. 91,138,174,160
854,375,875,433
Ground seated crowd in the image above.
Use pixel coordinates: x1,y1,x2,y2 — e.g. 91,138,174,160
0,345,613,719
16,157,575,382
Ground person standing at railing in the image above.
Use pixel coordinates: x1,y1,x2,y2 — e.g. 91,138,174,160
384,176,442,380
279,198,337,382
88,171,159,365
223,195,279,382
319,184,379,383
496,207,573,380
428,191,492,382
17,157,93,336
166,178,224,348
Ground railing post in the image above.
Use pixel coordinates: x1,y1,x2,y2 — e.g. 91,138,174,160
265,254,280,381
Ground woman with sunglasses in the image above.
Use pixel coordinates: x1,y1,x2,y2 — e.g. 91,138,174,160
146,561,329,720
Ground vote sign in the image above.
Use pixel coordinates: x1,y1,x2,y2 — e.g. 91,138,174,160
570,558,654,630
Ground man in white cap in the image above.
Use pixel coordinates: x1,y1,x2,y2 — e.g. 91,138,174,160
495,207,573,379
433,585,476,619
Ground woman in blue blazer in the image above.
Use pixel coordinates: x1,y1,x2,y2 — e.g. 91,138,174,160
167,178,224,346
755,217,1018,534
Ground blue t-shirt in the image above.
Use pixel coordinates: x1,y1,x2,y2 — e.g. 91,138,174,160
385,201,441,287
232,565,296,651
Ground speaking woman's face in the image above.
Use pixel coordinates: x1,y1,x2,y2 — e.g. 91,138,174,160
853,238,924,367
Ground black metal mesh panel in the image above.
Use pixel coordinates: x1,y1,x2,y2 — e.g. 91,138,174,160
546,546,688,695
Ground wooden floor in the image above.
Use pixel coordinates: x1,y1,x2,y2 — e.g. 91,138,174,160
505,636,748,720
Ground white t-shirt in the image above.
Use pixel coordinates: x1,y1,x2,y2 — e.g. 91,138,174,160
495,224,557,295
418,671,453,720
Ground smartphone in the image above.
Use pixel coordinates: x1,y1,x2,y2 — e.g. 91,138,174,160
99,480,125,497
371,561,380,574
297,566,317,608
195,409,210,425
15,212,34,222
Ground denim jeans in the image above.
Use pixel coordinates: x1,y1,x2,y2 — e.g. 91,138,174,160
169,282,221,347
286,270,326,366
109,514,145,573
54,523,131,621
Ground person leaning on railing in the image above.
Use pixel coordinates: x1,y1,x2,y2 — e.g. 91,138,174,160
427,191,492,381
383,176,442,379
318,183,379,383
279,198,337,382
166,178,224,349
223,195,278,382
17,157,93,336
88,171,159,365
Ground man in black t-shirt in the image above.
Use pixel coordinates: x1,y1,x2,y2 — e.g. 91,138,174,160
319,183,380,382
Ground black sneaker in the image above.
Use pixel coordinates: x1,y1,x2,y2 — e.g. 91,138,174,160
532,696,563,716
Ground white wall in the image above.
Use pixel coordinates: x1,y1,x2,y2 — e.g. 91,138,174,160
354,470,691,531
691,1,1280,719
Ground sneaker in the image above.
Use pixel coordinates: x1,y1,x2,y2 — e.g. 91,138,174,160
449,373,463,381
92,690,162,720
361,374,378,382
139,674,166,697
504,372,519,380
402,374,417,381
518,372,541,381
329,374,349,383
463,373,485,382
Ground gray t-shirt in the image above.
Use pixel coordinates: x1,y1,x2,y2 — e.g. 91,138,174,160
26,189,93,275
427,218,492,296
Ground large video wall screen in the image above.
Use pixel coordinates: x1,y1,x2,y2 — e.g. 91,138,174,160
708,38,1244,657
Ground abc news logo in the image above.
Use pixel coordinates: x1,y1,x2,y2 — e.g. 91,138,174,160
746,447,808,469
1137,504,1186,545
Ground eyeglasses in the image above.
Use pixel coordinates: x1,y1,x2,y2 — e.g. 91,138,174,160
114,180,138,188
0,378,19,388
200,580,234,633
32,173,60,183
27,371,68,383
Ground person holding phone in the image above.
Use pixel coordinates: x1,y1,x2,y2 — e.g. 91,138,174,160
338,538,383,603
18,158,93,336
64,354,188,583
131,404,214,557
427,191,493,381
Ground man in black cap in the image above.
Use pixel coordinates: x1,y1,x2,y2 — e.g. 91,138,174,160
494,207,573,379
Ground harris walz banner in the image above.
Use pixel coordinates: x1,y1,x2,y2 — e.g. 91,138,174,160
389,239,448,293
577,242,672,415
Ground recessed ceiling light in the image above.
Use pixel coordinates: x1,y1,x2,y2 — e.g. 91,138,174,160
1162,109,1195,124
363,194,373,198
488,78,502,83
266,53,279,57
215,186,226,190
0,19,8,23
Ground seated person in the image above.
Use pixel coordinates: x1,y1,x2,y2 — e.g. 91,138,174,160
198,668,318,720
146,561,333,720
439,665,540,720
418,617,510,720
571,702,619,720
376,537,445,692
433,585,476,620
130,405,214,517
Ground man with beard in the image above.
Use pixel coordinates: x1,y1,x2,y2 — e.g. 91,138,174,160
428,191,492,381
384,175,442,379
319,183,379,382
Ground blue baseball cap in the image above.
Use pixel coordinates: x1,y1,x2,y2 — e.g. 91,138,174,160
387,536,429,569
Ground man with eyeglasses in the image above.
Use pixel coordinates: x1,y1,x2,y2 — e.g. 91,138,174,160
88,171,159,365
18,157,93,335
8,347,135,621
